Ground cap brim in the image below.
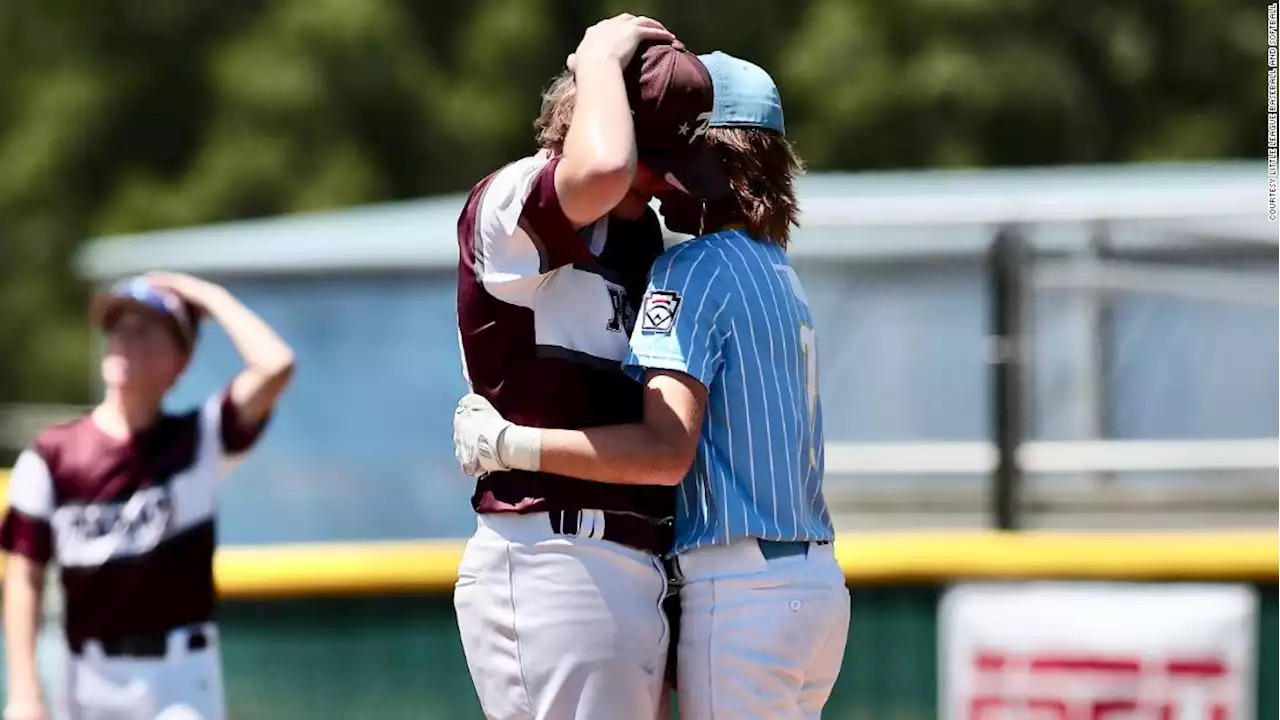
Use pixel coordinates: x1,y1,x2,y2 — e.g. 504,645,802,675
641,144,729,202
92,292,156,327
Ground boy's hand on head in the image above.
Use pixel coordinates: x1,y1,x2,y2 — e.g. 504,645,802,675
143,272,223,311
570,14,674,72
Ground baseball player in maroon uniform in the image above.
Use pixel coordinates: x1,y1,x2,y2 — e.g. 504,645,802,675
1,273,294,720
453,14,725,720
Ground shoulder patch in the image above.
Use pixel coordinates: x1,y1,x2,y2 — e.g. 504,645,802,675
640,290,682,335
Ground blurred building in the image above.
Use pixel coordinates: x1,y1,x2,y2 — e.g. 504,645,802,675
75,161,1279,543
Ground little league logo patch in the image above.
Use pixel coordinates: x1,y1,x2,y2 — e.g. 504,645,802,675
640,290,682,334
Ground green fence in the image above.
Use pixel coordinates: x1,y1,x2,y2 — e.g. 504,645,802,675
220,596,475,719
219,591,936,719
210,584,1277,720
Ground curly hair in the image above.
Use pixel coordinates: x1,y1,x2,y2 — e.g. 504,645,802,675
533,70,576,151
707,127,804,248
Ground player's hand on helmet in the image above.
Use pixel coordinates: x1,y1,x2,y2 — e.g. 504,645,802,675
143,271,222,314
568,14,674,72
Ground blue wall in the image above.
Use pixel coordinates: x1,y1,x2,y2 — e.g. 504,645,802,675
167,263,1279,544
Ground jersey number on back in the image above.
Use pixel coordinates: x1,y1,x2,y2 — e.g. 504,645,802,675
799,323,819,469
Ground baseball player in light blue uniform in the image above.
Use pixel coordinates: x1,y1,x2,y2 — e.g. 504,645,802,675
454,51,850,719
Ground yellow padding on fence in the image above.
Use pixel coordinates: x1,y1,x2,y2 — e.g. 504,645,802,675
212,540,466,599
201,530,1276,599
829,530,1278,583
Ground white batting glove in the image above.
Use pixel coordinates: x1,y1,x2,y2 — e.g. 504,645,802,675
453,393,542,475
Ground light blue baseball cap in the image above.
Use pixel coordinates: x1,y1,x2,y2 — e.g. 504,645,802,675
698,51,785,134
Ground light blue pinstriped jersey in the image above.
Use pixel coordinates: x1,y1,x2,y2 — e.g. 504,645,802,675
623,230,835,555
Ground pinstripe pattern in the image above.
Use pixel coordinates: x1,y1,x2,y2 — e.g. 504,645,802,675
624,230,834,555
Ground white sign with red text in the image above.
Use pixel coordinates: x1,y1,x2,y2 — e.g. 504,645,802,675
940,583,1258,720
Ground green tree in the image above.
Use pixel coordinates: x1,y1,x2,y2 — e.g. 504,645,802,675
778,0,1263,168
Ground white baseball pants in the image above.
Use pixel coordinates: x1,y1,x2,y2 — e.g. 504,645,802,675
63,623,225,720
454,513,670,720
675,539,851,720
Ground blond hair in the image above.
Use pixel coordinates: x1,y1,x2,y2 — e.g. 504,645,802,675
706,127,804,248
533,70,576,151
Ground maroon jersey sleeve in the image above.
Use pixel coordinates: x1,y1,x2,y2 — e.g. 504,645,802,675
468,154,594,308
201,388,269,466
0,448,55,564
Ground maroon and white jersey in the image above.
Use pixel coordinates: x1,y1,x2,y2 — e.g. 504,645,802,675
457,152,674,522
0,391,266,647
